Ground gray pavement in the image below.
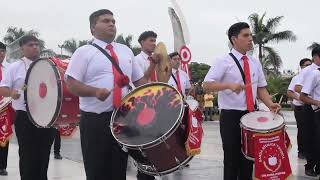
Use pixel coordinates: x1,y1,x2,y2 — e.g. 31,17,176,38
3,111,320,180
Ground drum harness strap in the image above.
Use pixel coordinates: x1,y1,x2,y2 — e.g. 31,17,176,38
229,53,258,110
91,43,132,91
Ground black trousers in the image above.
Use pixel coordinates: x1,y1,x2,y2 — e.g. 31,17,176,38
314,111,320,164
80,111,128,180
220,110,253,180
53,128,61,154
294,105,317,169
0,142,9,169
14,110,55,180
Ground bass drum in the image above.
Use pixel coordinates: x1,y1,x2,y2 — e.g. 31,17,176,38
110,82,193,176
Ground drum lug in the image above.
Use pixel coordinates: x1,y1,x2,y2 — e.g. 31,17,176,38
174,157,181,165
160,137,171,150
138,147,147,158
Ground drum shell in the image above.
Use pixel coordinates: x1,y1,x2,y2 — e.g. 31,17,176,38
127,107,192,176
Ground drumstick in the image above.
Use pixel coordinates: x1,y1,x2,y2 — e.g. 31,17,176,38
272,95,283,120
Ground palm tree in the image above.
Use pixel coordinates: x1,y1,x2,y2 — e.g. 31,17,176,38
307,42,320,50
3,26,46,50
248,13,297,71
61,39,88,55
115,34,141,55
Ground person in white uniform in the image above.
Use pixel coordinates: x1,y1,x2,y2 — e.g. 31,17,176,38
167,52,191,97
299,46,320,177
65,9,159,180
202,22,280,180
0,36,55,180
287,58,312,158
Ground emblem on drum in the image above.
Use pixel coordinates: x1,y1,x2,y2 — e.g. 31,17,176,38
258,142,283,173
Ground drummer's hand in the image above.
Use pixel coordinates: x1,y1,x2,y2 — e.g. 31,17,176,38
95,88,111,101
150,53,161,64
10,89,20,100
269,103,281,113
228,83,245,94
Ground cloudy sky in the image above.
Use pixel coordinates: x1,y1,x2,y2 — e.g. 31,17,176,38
1,0,319,72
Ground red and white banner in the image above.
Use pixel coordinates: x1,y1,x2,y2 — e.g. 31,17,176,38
185,107,203,156
0,106,15,147
254,130,292,180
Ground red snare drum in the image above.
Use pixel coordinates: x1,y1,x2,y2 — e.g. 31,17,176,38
111,83,193,176
240,111,285,161
24,58,80,128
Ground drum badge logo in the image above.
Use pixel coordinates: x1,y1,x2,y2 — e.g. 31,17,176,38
258,142,284,173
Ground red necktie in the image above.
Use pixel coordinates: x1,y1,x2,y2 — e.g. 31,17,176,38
147,57,157,82
106,44,121,108
175,70,183,95
242,55,254,112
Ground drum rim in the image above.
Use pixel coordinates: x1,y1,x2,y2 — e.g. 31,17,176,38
24,58,62,128
135,155,193,176
110,82,185,149
240,111,285,132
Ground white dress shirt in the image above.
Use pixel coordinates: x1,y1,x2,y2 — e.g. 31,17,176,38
204,49,267,110
134,51,151,73
301,69,320,110
168,68,191,96
296,63,320,87
0,57,33,111
65,38,144,113
288,75,304,106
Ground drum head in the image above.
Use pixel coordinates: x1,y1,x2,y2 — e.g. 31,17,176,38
0,97,12,111
111,82,184,148
240,111,284,131
25,58,62,128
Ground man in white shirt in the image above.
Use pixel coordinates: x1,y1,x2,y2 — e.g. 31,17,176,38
65,9,159,180
287,59,311,157
167,52,191,97
0,36,55,180
135,31,158,83
134,31,158,180
203,22,280,180
300,46,320,177
0,42,9,176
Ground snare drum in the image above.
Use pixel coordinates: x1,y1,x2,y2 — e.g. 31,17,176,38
111,82,193,176
240,111,285,160
24,58,80,128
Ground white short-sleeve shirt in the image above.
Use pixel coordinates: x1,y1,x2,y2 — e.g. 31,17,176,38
65,38,144,113
288,75,303,106
296,63,320,87
204,48,267,110
168,69,191,96
0,57,33,111
134,51,151,73
301,69,320,110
